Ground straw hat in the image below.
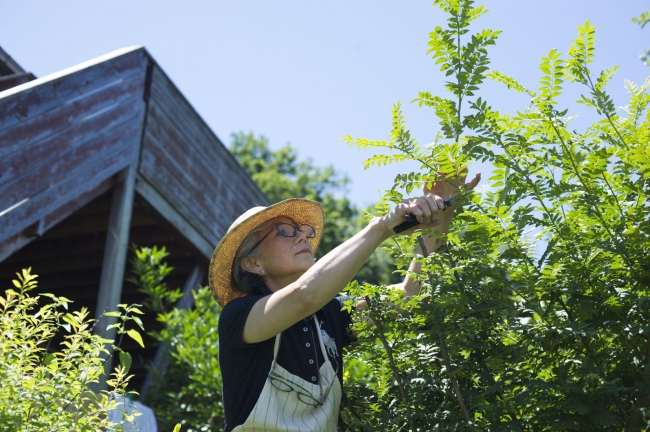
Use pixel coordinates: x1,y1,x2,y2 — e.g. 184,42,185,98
209,198,325,308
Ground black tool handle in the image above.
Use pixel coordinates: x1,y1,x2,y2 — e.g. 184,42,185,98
392,197,455,234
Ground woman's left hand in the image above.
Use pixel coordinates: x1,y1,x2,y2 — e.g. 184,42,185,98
424,169,481,214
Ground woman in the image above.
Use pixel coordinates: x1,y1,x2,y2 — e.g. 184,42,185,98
210,172,481,431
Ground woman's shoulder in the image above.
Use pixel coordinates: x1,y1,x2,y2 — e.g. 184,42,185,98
218,295,265,341
221,294,264,315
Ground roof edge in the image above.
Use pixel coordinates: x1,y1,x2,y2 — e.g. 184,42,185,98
0,46,27,74
0,46,144,100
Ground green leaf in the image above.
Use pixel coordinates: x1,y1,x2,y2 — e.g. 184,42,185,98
132,316,144,330
103,311,121,317
43,353,55,366
126,329,145,348
119,351,132,374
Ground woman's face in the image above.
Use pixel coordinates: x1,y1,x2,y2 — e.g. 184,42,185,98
250,216,316,290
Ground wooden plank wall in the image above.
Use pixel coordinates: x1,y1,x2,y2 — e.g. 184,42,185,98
0,48,149,261
139,64,270,252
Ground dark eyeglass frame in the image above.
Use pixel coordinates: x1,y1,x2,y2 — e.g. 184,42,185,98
249,223,316,253
267,358,339,407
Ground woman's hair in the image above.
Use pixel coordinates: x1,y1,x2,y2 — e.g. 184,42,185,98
231,219,272,295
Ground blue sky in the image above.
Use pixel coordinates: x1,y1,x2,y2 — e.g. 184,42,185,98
2,1,648,208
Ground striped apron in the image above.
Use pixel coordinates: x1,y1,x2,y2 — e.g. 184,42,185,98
232,316,342,431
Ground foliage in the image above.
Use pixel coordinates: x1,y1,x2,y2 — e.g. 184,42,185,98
127,245,182,314
0,268,143,431
633,10,650,66
343,1,650,430
131,247,224,432
230,131,399,286
147,287,223,432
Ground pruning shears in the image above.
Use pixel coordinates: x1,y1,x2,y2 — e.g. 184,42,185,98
393,196,457,234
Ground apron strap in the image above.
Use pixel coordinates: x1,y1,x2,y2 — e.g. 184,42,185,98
271,332,282,369
270,315,330,369
312,315,330,360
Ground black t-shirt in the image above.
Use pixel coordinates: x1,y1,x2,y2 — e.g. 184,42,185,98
218,291,354,432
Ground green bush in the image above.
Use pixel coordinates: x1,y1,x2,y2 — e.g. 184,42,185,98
131,247,224,432
0,268,142,431
147,286,223,432
342,0,650,430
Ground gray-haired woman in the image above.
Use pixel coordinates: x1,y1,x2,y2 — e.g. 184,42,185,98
210,172,481,431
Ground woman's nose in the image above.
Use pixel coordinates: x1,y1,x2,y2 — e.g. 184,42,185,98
294,229,309,243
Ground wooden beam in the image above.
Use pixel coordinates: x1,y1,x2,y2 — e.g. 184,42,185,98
140,264,205,400
90,54,150,393
92,164,137,392
0,174,116,262
135,176,214,260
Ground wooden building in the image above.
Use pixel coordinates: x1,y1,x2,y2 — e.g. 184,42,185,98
0,46,36,91
0,45,270,395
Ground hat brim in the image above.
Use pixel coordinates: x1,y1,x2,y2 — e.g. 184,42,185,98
209,198,324,308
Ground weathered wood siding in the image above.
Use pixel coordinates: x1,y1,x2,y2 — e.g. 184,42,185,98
139,64,269,251
0,45,268,262
0,48,148,260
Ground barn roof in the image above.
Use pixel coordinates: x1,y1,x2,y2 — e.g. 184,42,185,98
0,45,269,260
0,45,36,91
0,46,270,395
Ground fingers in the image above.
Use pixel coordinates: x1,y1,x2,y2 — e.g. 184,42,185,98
403,194,443,224
465,172,481,191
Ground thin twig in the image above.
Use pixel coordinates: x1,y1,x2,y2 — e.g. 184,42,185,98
439,244,524,428
418,236,475,431
364,295,416,432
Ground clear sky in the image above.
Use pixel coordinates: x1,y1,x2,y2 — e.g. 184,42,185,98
1,1,648,208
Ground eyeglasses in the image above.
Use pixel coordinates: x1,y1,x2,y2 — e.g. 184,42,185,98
268,372,331,406
268,359,338,407
250,223,316,252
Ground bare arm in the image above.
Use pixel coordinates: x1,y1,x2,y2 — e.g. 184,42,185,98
358,171,481,309
242,197,443,344
242,172,480,343
401,171,481,297
401,217,452,296
353,218,450,315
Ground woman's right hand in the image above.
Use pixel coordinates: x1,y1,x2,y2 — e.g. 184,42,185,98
379,192,447,237
380,170,481,237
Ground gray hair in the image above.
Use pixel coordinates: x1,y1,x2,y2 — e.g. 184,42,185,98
231,219,272,295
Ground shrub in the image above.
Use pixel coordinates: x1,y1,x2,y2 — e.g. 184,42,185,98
0,268,142,431
131,247,224,432
342,0,650,430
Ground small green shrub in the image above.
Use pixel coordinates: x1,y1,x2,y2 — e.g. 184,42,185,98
0,268,143,431
131,247,224,432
